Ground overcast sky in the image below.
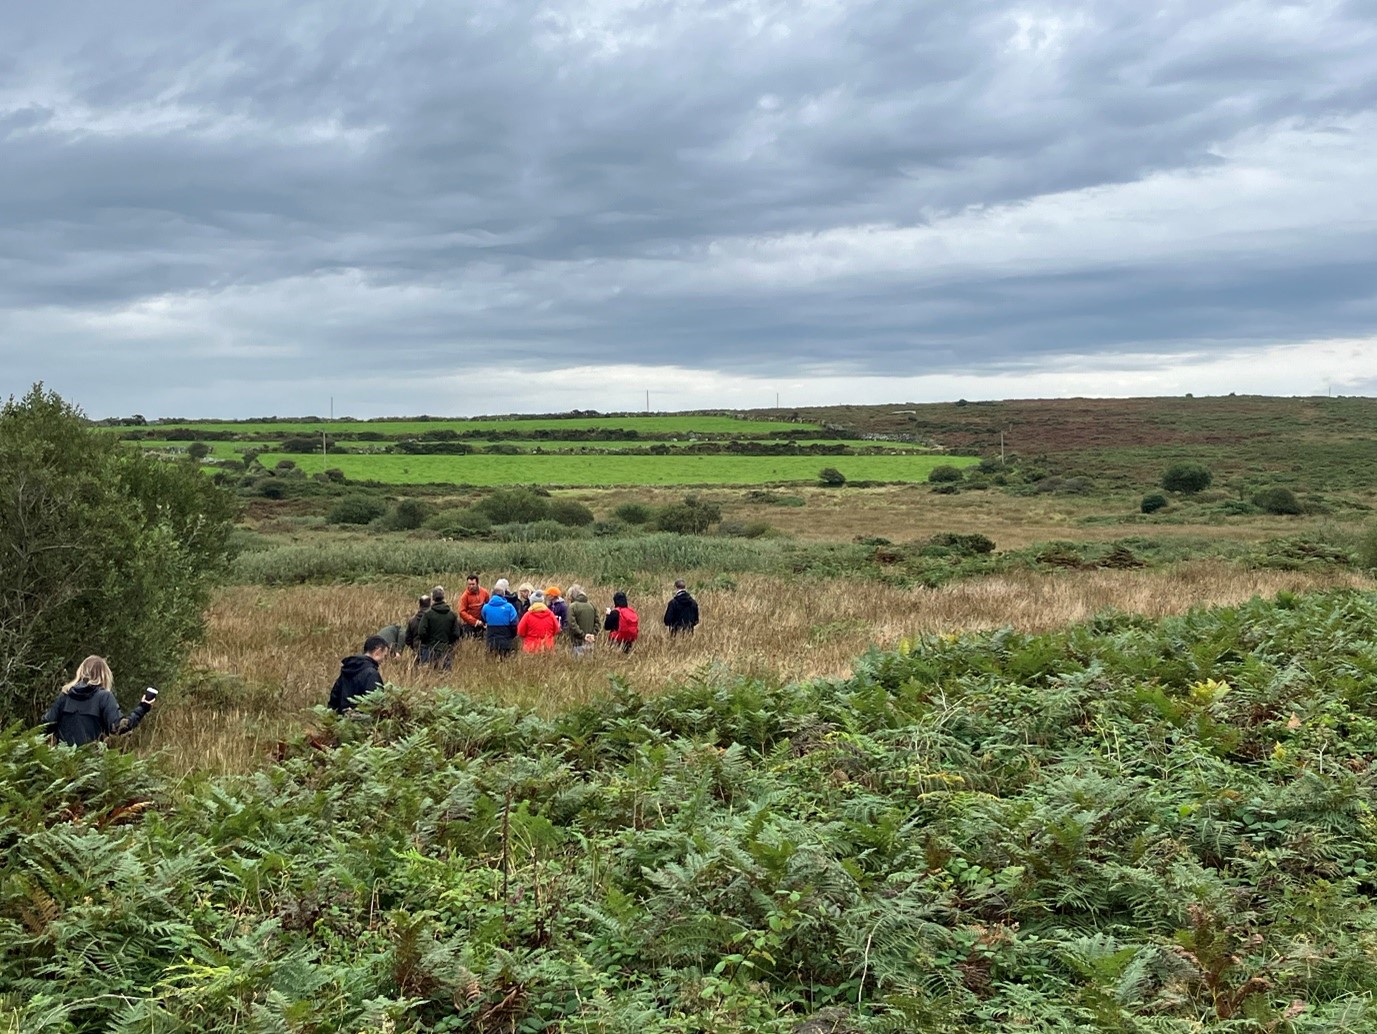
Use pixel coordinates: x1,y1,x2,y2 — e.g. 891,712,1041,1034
3,0,1375,419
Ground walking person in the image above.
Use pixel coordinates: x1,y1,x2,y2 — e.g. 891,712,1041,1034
663,579,700,637
42,656,156,746
328,635,391,713
415,585,460,668
604,591,640,654
458,573,490,641
565,584,599,656
517,597,560,653
481,589,520,657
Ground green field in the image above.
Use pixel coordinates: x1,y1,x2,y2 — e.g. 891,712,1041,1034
131,437,930,455
118,414,820,435
260,451,975,485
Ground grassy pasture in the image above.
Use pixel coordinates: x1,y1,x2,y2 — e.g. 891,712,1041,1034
120,414,820,435
257,451,977,485
129,437,934,455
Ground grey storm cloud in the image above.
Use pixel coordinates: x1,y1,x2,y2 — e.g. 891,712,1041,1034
1,0,1376,415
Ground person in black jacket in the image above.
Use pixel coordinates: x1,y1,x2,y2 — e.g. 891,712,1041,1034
42,655,155,746
328,635,390,713
663,579,700,637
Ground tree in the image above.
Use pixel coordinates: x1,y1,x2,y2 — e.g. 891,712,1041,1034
818,466,847,487
1252,486,1303,515
1161,462,1213,494
186,441,212,462
927,465,964,484
0,385,237,719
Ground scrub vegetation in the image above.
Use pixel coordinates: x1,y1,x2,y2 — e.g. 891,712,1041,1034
7,390,1377,1031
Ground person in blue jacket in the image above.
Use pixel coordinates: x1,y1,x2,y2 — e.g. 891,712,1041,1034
328,635,390,713
43,655,156,746
481,590,520,656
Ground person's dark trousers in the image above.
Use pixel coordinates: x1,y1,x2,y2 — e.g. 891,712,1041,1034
417,645,454,670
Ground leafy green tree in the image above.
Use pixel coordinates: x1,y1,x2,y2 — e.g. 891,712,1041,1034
1161,462,1212,494
0,385,237,718
186,441,212,462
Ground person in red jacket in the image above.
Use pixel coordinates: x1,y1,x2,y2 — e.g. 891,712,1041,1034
603,591,640,653
458,573,490,640
517,600,560,653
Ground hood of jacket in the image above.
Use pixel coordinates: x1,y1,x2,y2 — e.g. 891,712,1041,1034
573,592,588,602
65,681,101,701
339,655,380,679
429,601,453,615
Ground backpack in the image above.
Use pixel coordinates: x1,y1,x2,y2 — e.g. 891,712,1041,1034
614,606,639,642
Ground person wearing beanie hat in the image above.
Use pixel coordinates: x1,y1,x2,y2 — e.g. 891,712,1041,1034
604,591,640,653
544,585,568,630
415,586,460,668
404,593,432,652
517,597,560,652
566,585,599,656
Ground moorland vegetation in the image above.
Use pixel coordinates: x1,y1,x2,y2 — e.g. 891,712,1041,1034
5,388,1377,1031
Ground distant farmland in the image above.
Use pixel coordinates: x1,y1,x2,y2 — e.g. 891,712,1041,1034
121,415,820,436
256,451,975,486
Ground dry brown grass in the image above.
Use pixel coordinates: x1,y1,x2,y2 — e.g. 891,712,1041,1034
151,563,1372,775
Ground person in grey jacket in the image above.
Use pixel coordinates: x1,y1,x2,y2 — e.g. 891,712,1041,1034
42,655,155,746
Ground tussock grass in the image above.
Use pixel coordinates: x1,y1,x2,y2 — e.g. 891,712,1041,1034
158,562,1371,774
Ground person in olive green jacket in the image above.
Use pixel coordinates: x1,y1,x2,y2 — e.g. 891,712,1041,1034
565,585,600,656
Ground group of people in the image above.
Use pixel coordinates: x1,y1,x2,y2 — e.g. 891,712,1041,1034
329,577,701,713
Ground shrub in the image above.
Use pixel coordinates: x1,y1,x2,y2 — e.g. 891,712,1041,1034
927,464,965,484
548,498,596,527
492,520,580,542
922,532,996,556
423,508,492,538
1252,486,1304,515
818,466,847,486
0,385,237,718
613,501,653,524
655,495,722,534
1357,523,1377,570
473,488,550,524
1161,461,1213,494
254,477,287,499
1140,493,1169,514
186,441,212,462
326,494,387,525
717,520,771,539
380,497,431,531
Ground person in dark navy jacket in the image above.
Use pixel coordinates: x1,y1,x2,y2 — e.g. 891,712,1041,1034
43,655,155,746
328,636,390,713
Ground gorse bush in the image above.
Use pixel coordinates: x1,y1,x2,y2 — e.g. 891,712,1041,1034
1141,492,1168,514
7,592,1377,1030
326,494,388,525
654,495,722,534
1252,486,1304,515
1162,461,1213,494
927,464,964,483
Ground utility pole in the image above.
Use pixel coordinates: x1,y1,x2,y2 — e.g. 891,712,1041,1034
330,396,334,420
645,389,650,414
775,391,780,409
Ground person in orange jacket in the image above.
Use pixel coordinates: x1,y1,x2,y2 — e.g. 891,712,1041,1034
517,599,560,652
458,573,490,640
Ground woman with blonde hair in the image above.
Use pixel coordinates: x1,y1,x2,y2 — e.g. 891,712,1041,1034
42,655,157,746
